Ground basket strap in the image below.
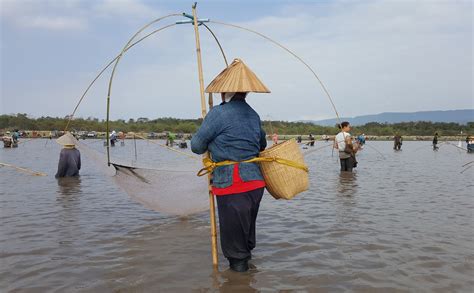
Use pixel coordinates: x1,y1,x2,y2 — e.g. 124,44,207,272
197,156,308,177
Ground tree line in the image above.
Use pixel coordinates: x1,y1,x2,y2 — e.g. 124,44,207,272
1,114,473,136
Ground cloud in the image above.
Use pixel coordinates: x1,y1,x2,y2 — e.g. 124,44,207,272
22,16,87,30
92,0,163,19
202,0,473,120
1,0,87,31
1,0,163,31
1,1,472,121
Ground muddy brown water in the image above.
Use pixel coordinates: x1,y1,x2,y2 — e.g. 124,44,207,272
1,139,473,292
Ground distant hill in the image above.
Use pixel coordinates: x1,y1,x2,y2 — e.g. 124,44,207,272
308,109,474,126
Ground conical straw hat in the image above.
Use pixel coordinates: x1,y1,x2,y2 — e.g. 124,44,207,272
56,132,78,146
205,58,270,93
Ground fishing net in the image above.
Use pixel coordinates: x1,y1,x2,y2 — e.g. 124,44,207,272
75,140,209,216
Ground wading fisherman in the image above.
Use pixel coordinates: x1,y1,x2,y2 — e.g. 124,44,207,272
432,132,439,151
308,133,315,146
166,131,175,147
110,130,117,147
357,133,366,146
2,131,14,148
12,130,20,144
55,132,81,178
191,59,269,272
393,133,403,150
334,121,358,172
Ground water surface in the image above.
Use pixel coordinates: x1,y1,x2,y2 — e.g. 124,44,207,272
1,139,473,292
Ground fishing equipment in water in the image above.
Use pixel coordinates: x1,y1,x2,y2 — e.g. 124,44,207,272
61,9,216,244
460,161,473,173
74,138,210,215
63,3,346,268
0,162,47,176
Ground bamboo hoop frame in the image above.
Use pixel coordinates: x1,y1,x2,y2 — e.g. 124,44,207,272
64,22,228,133
61,6,353,270
209,20,343,128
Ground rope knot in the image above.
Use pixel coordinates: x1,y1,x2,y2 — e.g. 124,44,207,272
197,157,226,176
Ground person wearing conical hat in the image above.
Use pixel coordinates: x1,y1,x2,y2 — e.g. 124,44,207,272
191,59,270,272
55,132,81,178
3,131,14,148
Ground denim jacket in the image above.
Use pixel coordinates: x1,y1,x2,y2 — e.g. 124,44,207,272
191,99,267,188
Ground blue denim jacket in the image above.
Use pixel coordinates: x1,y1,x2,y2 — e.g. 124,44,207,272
191,99,267,188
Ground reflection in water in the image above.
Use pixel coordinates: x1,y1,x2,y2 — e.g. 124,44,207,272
56,176,82,212
337,172,358,197
56,176,82,196
334,172,359,227
214,268,258,293
55,177,82,262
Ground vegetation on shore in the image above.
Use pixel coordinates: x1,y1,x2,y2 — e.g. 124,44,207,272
1,114,473,136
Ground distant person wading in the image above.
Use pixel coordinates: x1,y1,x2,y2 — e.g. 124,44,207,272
394,133,403,150
433,133,439,151
191,59,269,273
55,132,81,178
334,121,358,172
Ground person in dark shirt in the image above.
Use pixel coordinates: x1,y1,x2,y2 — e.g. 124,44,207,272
55,132,81,178
432,133,439,151
308,134,315,146
393,133,402,150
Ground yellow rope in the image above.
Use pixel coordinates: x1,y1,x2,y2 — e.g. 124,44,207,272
0,162,47,176
197,156,308,177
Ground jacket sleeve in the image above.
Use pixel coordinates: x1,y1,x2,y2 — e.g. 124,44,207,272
55,151,67,178
259,126,267,151
77,151,81,170
191,109,222,155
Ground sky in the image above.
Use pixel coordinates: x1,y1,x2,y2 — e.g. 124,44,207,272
1,0,472,121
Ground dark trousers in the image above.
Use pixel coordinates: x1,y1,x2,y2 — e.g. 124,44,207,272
216,187,265,261
340,156,355,172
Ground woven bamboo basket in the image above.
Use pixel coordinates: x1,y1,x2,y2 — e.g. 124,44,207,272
259,139,309,200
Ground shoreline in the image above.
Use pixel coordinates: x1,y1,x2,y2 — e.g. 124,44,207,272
7,130,468,142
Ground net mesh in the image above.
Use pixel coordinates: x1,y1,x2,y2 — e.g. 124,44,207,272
75,139,209,216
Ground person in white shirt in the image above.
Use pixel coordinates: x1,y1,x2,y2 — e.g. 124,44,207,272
334,121,357,172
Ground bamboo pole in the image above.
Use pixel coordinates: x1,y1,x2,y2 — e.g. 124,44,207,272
191,3,219,268
192,4,207,118
208,93,214,109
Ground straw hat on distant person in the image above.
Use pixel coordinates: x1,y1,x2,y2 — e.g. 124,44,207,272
205,58,270,94
56,132,78,148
